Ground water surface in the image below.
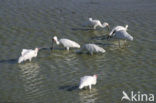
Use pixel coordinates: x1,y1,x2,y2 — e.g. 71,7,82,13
0,0,156,102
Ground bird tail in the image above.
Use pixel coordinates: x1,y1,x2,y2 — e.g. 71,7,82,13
125,25,128,30
126,34,133,41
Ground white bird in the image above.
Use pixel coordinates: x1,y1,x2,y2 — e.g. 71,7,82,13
121,91,131,101
52,36,80,50
113,30,133,41
78,43,105,55
109,30,133,47
89,18,110,30
18,48,39,63
109,25,128,37
79,75,97,90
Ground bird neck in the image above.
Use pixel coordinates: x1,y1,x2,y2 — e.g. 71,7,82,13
56,39,60,45
34,49,38,56
100,23,107,28
98,22,104,28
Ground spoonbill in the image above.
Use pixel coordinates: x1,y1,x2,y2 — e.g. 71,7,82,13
89,18,110,30
108,25,128,39
77,43,105,55
79,75,97,90
18,48,39,63
108,30,133,47
51,36,80,50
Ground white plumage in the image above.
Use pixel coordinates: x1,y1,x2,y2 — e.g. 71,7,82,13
113,30,133,41
18,48,39,63
108,25,133,47
89,18,109,30
52,36,80,50
109,25,128,36
78,43,105,55
79,75,97,90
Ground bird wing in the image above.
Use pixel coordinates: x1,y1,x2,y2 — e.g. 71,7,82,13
80,76,91,83
21,49,31,56
90,19,100,25
60,39,80,48
114,30,133,41
85,44,105,53
110,26,126,36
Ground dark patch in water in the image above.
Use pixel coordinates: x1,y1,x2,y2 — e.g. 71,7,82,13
59,85,79,91
0,58,18,64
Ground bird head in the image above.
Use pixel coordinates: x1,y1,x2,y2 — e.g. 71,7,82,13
35,48,39,51
93,74,98,78
51,36,59,50
103,22,110,31
52,36,59,45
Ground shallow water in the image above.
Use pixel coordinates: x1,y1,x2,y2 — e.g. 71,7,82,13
0,0,156,103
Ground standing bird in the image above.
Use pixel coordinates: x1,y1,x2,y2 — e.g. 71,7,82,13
51,36,80,50
89,18,110,30
108,25,128,39
18,48,39,63
108,30,133,47
79,75,97,90
77,43,105,55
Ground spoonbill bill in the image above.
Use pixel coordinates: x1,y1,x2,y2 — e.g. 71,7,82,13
78,43,105,55
79,75,97,90
51,36,80,50
89,18,110,30
18,48,39,63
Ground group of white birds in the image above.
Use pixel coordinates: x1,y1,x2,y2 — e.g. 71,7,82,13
18,17,134,90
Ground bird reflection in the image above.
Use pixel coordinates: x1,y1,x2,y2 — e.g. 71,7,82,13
18,63,45,102
79,88,98,103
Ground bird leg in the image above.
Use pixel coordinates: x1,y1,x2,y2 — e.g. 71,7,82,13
93,24,98,29
124,40,127,47
89,52,93,55
89,85,92,91
66,47,69,51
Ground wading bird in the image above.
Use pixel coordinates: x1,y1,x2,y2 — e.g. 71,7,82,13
18,48,39,63
77,43,105,55
89,18,110,30
79,75,97,90
108,25,128,39
108,30,133,47
51,36,80,50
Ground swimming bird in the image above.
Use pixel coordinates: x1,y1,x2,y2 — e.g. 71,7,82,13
77,43,105,55
108,25,128,39
51,36,80,50
79,75,97,90
18,48,39,63
89,18,110,30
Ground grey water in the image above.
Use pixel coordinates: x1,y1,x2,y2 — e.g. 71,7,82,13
0,0,156,103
